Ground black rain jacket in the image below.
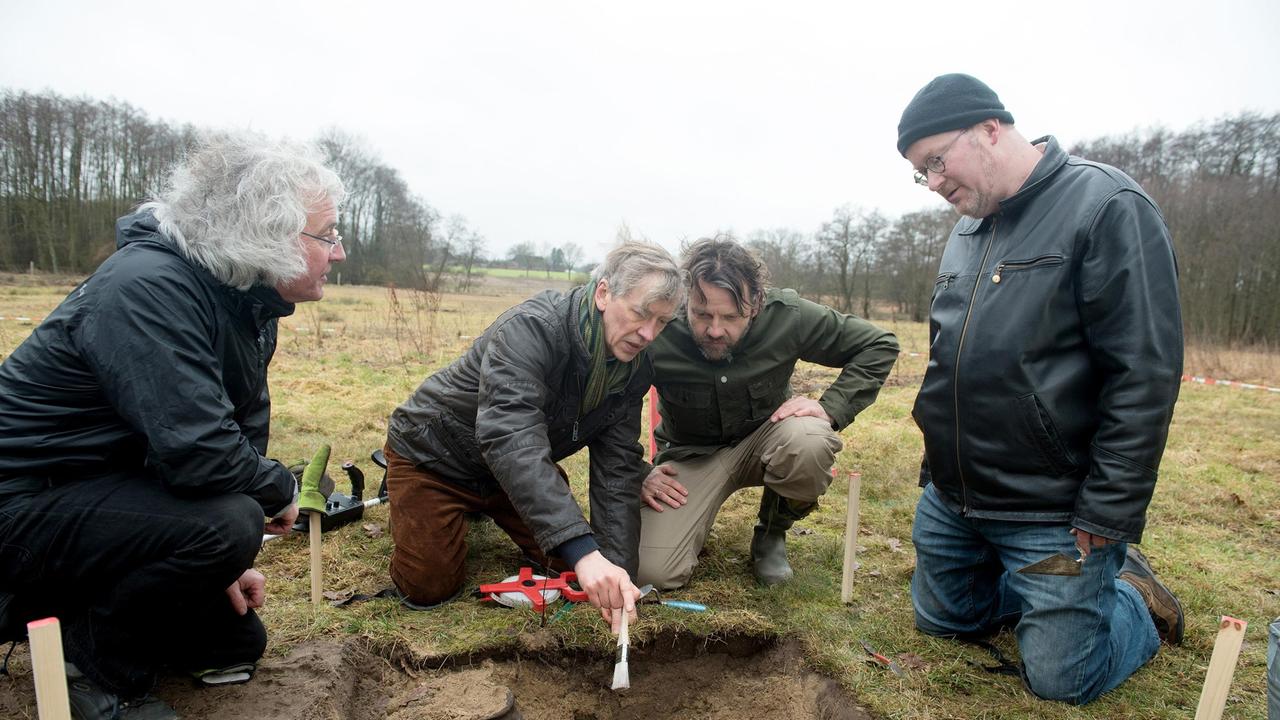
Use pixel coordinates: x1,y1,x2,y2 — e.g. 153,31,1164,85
0,211,296,515
913,137,1182,543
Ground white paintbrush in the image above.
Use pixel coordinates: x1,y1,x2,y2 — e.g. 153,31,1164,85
610,609,630,690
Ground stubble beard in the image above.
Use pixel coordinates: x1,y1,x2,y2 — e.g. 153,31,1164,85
955,188,992,219
694,334,737,363
697,344,732,362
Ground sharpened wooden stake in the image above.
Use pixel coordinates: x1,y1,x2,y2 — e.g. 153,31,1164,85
1194,615,1248,720
841,471,862,604
309,512,323,606
27,618,72,720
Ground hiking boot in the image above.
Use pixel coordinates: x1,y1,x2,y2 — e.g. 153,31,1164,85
66,663,178,720
1118,547,1184,645
750,488,816,586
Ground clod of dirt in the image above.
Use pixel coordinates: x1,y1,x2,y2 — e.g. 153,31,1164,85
386,666,518,720
515,629,557,654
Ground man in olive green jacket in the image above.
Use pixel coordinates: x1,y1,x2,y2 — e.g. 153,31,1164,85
637,236,899,588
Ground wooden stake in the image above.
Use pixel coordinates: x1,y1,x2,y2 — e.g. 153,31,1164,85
647,386,659,461
27,617,72,720
1194,615,1248,720
841,471,862,604
309,511,323,606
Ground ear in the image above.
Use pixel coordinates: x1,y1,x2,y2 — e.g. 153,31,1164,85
978,118,1002,145
594,279,611,313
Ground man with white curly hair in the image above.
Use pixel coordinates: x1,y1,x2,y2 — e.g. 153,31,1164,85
0,132,345,719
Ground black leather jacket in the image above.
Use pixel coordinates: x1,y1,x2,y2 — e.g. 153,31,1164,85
387,285,652,574
913,137,1182,543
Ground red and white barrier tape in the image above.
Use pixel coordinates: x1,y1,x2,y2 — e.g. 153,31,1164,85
4,321,1276,394
1182,374,1280,393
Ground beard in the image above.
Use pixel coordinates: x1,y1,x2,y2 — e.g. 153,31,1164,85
954,190,990,218
694,335,737,362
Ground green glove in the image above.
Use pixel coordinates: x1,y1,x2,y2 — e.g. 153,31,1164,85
298,444,332,514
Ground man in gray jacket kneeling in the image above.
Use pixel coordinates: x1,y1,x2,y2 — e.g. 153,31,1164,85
385,242,683,631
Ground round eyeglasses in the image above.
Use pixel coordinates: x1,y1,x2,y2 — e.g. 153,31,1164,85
913,127,971,186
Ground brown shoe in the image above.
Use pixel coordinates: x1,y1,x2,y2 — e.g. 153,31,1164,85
1118,547,1184,645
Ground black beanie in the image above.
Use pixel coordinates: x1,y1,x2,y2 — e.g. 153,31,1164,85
897,73,1015,157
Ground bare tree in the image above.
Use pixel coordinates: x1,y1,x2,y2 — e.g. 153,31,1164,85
457,230,486,292
560,241,583,281
747,227,811,295
508,241,540,277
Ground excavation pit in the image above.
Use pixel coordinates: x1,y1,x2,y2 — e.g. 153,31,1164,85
0,632,877,719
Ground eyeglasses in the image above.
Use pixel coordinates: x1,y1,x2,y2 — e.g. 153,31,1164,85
913,127,971,186
300,230,343,253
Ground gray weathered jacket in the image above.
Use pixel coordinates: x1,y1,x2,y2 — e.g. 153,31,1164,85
386,285,652,573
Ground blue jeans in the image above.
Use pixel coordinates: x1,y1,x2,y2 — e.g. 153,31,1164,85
1268,617,1279,720
911,483,1160,705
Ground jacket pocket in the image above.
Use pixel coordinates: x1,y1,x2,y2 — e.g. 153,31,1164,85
990,254,1065,284
661,384,717,437
436,412,482,460
1014,393,1078,477
746,365,793,422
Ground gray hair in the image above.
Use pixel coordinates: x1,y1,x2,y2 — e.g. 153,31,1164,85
592,241,685,310
139,131,346,290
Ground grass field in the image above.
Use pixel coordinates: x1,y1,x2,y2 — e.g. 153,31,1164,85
2,276,1277,719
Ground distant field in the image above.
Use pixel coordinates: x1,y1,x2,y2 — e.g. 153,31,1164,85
1,278,1277,719
452,265,590,283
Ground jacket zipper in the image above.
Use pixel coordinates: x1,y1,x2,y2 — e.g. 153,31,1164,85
953,218,997,513
936,272,957,289
991,254,1063,284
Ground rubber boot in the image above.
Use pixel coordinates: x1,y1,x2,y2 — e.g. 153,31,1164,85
750,488,816,586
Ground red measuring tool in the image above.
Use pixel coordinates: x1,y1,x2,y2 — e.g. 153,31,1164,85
477,567,588,612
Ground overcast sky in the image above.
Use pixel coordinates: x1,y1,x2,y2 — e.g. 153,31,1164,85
3,0,1278,263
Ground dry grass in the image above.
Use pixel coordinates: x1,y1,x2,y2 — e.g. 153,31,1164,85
1185,342,1280,386
2,277,1277,719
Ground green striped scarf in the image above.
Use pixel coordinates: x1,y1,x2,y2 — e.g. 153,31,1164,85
578,282,636,417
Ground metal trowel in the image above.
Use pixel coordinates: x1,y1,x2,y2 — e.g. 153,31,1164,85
1017,551,1084,576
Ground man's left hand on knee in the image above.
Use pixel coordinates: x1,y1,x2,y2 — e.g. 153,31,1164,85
642,464,687,511
769,397,831,424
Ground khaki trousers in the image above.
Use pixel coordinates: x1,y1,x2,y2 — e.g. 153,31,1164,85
636,415,841,589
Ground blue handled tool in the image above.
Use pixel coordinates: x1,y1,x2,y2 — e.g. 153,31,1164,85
636,584,707,612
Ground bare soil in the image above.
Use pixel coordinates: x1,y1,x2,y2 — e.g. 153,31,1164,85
0,632,875,720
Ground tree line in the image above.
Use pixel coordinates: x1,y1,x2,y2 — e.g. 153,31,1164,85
1,88,1276,345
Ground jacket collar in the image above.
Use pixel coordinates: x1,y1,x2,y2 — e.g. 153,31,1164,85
245,285,295,323
957,135,1068,236
117,210,296,324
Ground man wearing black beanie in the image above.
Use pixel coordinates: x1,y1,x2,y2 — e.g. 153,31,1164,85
896,73,1185,705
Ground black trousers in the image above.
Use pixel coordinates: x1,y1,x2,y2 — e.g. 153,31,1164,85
0,474,267,695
